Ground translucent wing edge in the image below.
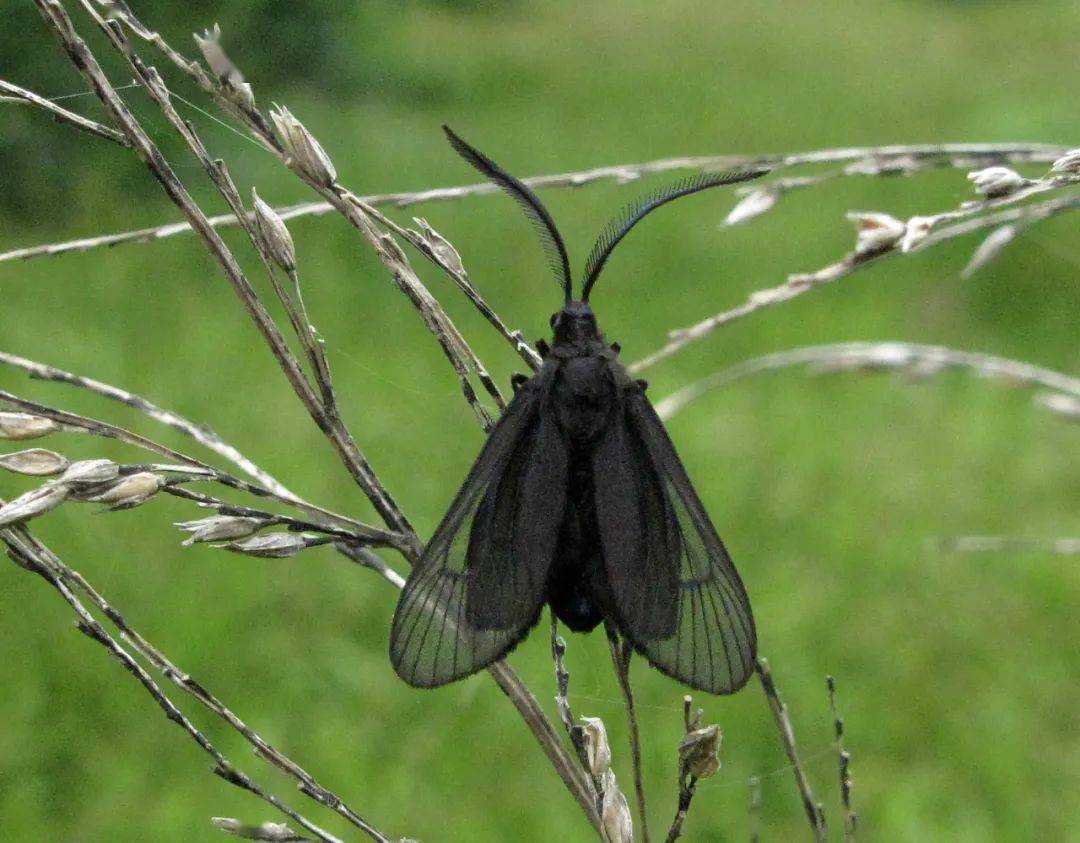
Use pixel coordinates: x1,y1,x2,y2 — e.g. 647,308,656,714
616,388,757,694
390,374,564,688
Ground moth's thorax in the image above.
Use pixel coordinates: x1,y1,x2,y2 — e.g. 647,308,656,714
551,355,615,445
544,300,626,444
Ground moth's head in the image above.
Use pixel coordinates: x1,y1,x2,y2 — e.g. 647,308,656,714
551,300,599,346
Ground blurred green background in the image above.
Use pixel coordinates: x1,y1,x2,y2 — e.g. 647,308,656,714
2,1,1078,840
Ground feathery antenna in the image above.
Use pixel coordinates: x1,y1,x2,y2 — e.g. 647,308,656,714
581,169,768,301
443,126,573,303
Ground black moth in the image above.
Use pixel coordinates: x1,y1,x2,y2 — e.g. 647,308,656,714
390,127,766,694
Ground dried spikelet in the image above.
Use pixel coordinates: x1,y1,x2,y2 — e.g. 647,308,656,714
414,218,464,274
847,211,905,255
252,188,297,272
600,770,633,843
0,483,70,527
0,448,69,476
193,23,255,111
679,724,722,779
967,166,1026,198
900,215,934,252
962,225,1016,279
0,412,59,441
1036,391,1080,422
84,472,163,511
222,532,309,558
269,105,336,187
377,233,408,264
1050,148,1080,174
175,515,270,546
59,459,119,485
211,817,306,841
724,187,777,226
579,717,611,776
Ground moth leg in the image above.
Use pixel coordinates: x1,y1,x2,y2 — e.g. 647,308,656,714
510,373,529,393
536,338,551,357
635,378,649,392
610,341,621,354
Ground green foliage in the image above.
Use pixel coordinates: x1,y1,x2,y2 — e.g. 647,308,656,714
1,1,1078,840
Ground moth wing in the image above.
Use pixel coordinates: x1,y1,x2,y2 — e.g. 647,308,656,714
593,385,756,694
390,374,567,688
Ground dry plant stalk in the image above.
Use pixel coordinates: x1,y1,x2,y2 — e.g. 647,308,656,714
606,624,650,842
935,535,1080,555
1,518,366,843
2,1,1077,839
10,0,594,837
827,676,858,840
653,341,1080,422
755,659,828,841
0,77,128,145
1,141,1068,265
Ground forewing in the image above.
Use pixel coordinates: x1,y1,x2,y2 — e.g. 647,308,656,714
390,377,567,688
593,387,756,694
592,406,681,639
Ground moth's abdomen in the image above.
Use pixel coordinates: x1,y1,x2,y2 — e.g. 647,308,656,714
549,572,603,632
547,454,605,633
